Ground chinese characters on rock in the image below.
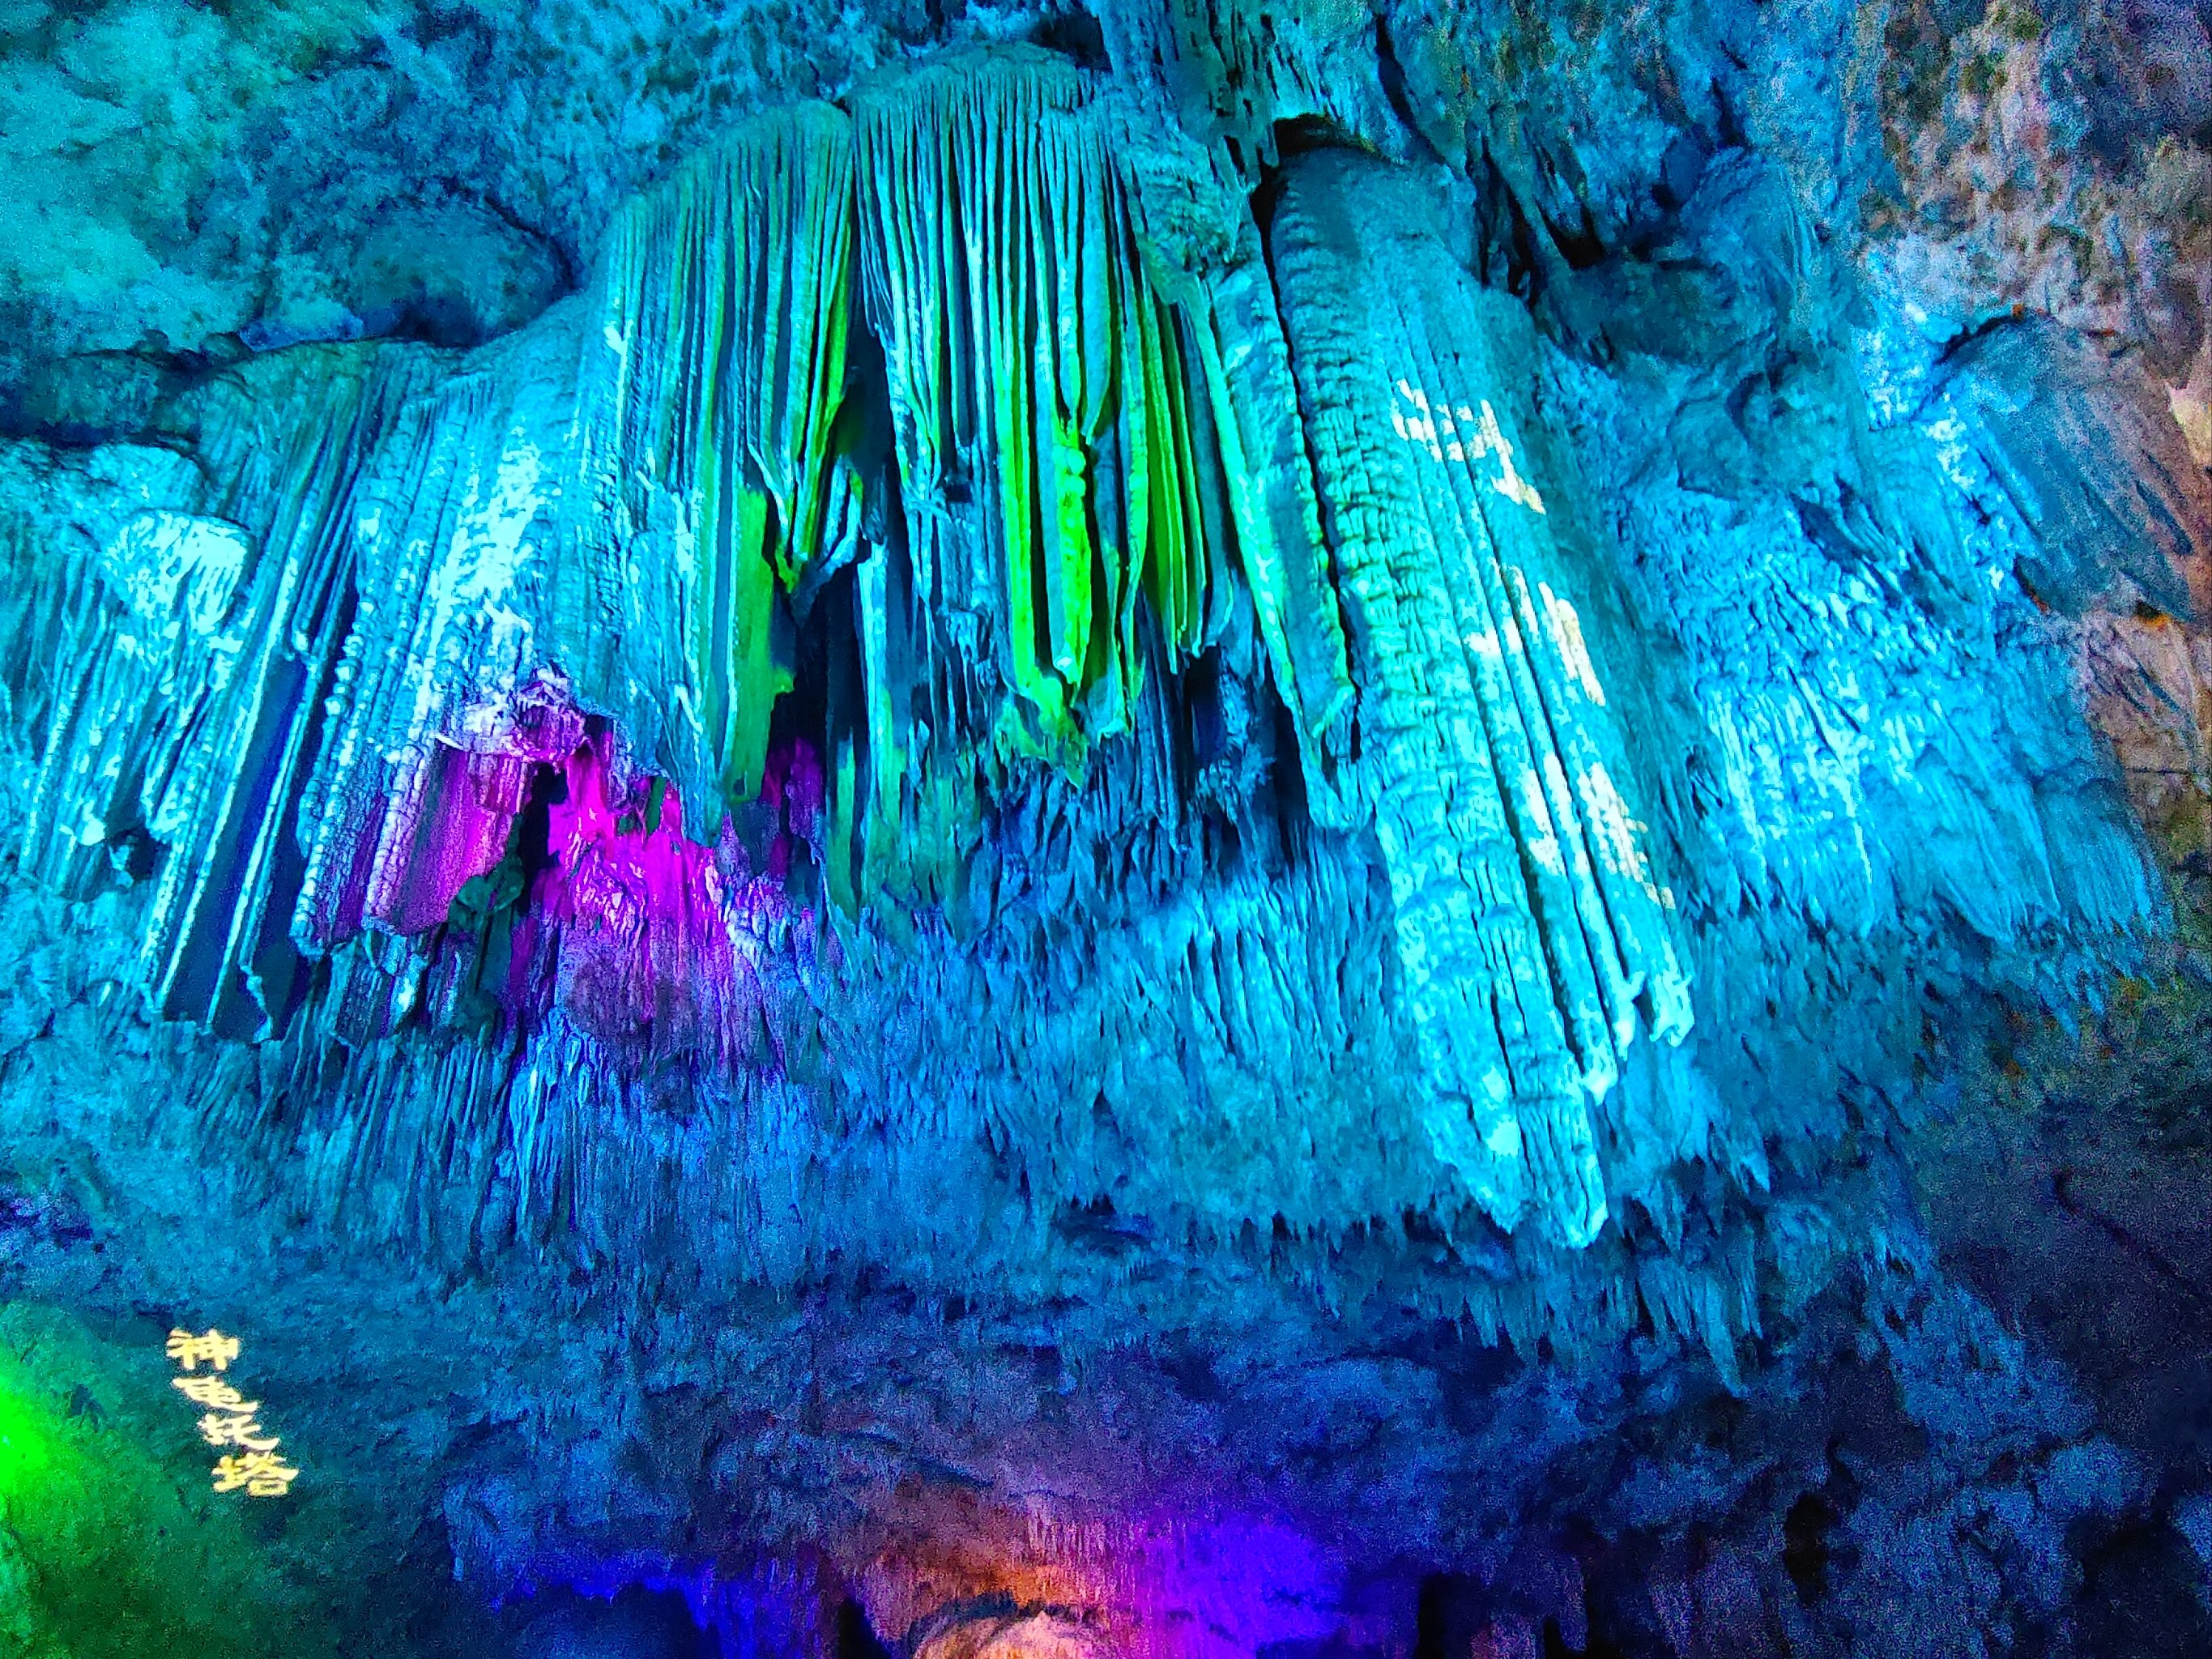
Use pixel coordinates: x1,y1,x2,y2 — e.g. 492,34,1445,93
165,1328,299,1498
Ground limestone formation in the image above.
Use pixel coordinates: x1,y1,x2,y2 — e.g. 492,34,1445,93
0,3,2207,1652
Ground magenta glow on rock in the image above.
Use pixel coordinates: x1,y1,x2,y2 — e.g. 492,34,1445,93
316,670,817,1068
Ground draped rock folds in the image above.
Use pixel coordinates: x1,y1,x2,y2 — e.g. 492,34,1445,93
13,349,451,1036
857,50,1252,761
0,45,2168,1332
1269,153,1691,1246
571,104,858,814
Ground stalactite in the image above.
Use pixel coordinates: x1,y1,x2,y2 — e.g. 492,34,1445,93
854,49,1230,762
11,350,446,1036
1183,240,1359,806
0,45,2178,1371
569,103,860,815
1268,151,1692,1248
1097,0,1396,185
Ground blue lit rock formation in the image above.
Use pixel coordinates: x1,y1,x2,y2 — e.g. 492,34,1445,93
0,0,2207,1653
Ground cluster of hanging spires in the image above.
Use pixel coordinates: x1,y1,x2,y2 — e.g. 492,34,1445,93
6,48,1710,1265
2,36,2172,1366
578,54,1357,803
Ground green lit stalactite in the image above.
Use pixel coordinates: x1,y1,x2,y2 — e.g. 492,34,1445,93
585,104,856,810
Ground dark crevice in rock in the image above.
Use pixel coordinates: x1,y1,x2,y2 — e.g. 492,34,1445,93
1031,1,1110,70
2050,1165,2212,1313
1371,14,1443,168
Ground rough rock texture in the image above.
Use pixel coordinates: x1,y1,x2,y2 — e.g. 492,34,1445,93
0,0,2208,1653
